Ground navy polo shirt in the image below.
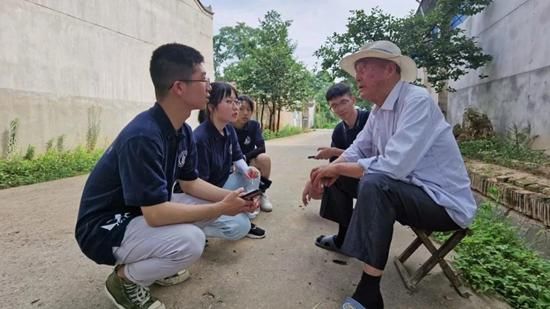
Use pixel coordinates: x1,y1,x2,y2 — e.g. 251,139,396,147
331,109,370,153
75,103,198,265
194,120,243,187
233,120,265,162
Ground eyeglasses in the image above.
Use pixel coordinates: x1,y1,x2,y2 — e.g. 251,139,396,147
329,99,351,112
168,78,211,89
225,98,242,107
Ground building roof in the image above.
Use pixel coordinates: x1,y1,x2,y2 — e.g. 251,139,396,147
194,0,214,16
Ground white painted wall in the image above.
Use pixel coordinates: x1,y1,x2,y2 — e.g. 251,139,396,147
0,0,213,155
448,0,550,150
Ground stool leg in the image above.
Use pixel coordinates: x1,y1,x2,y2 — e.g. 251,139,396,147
414,231,470,297
397,236,423,262
394,229,432,291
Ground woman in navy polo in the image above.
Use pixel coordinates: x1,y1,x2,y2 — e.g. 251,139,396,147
193,82,266,239
232,95,273,212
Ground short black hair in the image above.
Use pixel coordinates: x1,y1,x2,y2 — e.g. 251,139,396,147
198,81,238,123
238,95,255,112
149,43,204,100
325,82,352,101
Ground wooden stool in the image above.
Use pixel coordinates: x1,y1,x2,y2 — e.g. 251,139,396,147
393,227,471,297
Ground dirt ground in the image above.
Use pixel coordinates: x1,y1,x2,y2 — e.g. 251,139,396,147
0,130,509,309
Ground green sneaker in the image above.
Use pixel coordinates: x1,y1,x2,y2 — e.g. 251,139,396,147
105,270,165,309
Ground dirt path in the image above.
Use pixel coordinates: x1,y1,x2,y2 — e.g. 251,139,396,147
0,130,508,308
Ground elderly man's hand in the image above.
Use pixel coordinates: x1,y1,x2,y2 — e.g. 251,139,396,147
314,147,339,160
310,165,339,192
301,180,323,206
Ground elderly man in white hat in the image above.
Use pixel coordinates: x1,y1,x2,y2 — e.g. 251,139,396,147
308,40,477,308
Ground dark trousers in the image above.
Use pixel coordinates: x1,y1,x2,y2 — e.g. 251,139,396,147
325,173,459,270
319,176,358,226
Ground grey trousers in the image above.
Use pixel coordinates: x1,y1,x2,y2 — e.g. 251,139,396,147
112,216,205,287
112,173,259,287
171,193,251,240
340,174,459,270
171,171,260,240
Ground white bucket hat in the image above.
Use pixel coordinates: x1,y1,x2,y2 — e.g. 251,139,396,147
339,40,417,82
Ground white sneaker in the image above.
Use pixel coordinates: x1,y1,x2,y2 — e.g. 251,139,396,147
154,269,191,286
247,207,260,219
260,193,272,212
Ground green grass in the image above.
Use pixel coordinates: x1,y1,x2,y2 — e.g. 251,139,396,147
0,125,307,189
263,125,306,140
459,138,550,171
0,147,104,189
434,202,550,308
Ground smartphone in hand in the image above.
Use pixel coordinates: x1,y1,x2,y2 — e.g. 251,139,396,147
240,189,262,201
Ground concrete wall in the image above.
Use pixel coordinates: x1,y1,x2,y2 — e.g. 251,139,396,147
448,0,550,150
0,0,213,156
256,109,303,130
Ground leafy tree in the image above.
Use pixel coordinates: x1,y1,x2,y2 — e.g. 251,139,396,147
215,11,316,130
315,0,493,92
213,23,259,79
310,71,338,128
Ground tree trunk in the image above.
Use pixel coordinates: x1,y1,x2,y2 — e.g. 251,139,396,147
260,99,266,128
276,106,282,131
268,108,273,131
270,101,277,131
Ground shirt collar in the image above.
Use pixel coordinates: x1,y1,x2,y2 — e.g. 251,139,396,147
343,109,360,130
150,103,184,138
375,81,404,112
205,120,228,139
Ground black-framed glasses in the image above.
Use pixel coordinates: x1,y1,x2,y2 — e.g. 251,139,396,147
329,99,351,112
224,98,242,107
169,78,211,89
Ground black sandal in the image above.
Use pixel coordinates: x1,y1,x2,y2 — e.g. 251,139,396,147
315,234,344,254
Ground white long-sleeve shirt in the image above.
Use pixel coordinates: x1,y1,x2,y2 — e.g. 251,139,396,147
342,81,477,228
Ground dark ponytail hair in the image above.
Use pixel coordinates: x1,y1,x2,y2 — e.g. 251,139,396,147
198,81,238,123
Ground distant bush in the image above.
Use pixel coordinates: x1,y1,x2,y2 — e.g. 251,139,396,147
263,125,306,140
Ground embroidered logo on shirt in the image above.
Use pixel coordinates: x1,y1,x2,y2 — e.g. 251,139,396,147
178,150,188,168
101,213,130,231
244,136,251,145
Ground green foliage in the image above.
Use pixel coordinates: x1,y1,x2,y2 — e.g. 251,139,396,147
213,23,260,80
314,112,339,129
459,137,549,171
507,123,538,149
87,106,101,151
56,135,65,153
315,0,493,92
435,202,550,308
6,118,19,158
309,71,337,129
263,125,305,140
23,145,35,161
0,147,104,189
45,138,54,152
214,11,317,131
